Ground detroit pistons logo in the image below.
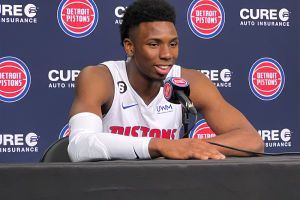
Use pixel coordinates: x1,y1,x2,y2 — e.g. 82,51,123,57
59,124,70,139
249,58,285,101
171,77,188,87
57,0,98,38
164,82,172,100
189,119,216,139
0,57,31,103
187,0,225,39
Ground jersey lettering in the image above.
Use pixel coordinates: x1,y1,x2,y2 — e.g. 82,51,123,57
110,126,124,135
149,129,160,138
141,126,150,137
162,129,176,140
110,126,176,140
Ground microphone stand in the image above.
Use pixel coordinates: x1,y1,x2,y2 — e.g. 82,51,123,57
182,106,189,138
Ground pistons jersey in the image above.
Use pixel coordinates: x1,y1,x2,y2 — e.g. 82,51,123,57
101,60,182,140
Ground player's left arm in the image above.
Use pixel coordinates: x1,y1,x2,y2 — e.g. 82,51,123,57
182,68,264,156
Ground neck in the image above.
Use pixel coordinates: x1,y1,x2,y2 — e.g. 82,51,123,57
126,60,163,105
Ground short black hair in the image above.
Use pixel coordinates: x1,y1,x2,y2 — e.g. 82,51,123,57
120,0,176,46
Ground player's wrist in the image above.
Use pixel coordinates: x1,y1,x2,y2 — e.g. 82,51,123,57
148,138,164,158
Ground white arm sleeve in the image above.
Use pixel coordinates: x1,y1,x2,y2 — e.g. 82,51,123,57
67,112,152,162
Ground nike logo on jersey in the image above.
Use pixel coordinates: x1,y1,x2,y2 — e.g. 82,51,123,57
122,103,138,109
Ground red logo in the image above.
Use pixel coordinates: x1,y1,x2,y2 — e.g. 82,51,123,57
58,0,98,38
249,58,284,100
164,82,172,99
0,57,31,102
190,119,216,139
187,0,225,39
171,77,188,87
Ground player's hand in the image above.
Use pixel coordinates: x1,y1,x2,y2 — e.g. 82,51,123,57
149,138,226,160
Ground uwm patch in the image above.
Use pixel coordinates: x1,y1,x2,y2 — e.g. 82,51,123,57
249,58,285,100
57,0,98,38
187,0,225,39
0,57,31,103
189,119,216,139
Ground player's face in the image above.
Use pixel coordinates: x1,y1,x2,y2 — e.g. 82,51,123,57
131,21,179,80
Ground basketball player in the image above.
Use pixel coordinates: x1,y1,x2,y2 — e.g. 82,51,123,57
67,0,264,162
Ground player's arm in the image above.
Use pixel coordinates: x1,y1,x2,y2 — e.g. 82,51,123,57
68,65,225,161
68,65,151,162
182,68,264,156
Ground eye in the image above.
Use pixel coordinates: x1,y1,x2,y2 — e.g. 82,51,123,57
148,43,159,47
170,42,178,47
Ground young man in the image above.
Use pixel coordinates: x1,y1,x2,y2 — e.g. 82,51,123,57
67,0,264,162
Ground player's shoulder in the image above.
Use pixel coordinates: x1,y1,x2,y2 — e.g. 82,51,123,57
81,64,111,77
78,64,112,84
75,64,114,96
181,67,210,85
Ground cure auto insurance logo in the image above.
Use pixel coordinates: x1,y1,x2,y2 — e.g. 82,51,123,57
0,57,31,102
187,0,225,39
249,58,284,101
57,0,98,38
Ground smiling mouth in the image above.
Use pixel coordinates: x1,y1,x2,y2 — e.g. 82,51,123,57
157,65,170,69
155,65,172,75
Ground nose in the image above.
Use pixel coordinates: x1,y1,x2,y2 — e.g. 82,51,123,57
159,44,172,60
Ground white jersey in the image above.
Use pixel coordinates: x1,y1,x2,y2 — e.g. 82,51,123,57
101,60,182,140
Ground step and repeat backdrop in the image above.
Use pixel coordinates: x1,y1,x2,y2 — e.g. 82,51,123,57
0,0,299,162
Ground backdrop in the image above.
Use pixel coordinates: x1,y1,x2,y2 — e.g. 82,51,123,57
0,0,299,162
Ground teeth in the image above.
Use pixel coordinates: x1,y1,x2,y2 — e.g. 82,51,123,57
158,66,169,69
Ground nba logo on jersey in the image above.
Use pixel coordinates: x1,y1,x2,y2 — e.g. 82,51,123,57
249,58,285,100
59,124,70,139
187,0,225,39
189,119,216,139
0,57,31,103
57,0,99,38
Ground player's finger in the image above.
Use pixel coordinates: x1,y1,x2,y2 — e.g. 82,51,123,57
194,144,223,158
193,153,209,160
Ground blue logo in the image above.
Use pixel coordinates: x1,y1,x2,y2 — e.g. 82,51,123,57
157,104,173,114
122,103,138,109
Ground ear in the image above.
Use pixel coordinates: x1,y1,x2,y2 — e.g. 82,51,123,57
123,38,134,57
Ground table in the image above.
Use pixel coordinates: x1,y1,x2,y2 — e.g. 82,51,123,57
1,156,300,200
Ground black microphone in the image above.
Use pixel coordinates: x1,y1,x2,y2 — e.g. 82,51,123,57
163,77,197,115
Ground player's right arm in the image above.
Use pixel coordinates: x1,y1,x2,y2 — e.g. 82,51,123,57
68,65,224,161
69,65,113,119
67,65,152,161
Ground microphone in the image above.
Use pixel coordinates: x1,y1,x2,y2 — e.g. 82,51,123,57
163,77,197,115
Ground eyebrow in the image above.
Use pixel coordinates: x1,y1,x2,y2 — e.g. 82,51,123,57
147,37,179,42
